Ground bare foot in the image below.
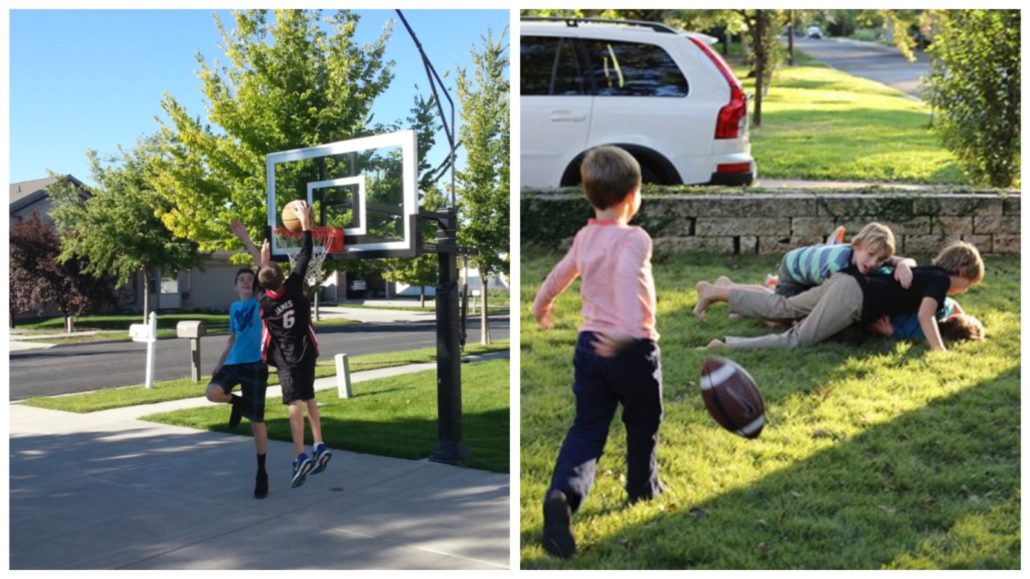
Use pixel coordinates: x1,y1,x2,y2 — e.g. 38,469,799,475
707,338,726,349
693,281,713,318
715,276,733,288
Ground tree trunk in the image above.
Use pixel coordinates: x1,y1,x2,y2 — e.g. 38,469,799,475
313,290,321,322
420,286,426,308
788,10,795,66
142,268,151,323
753,11,766,127
480,269,490,345
65,315,76,334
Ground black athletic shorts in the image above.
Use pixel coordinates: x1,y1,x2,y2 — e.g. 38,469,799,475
273,352,317,404
210,362,268,423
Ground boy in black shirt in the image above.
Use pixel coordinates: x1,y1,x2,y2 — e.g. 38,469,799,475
708,241,984,353
256,201,332,488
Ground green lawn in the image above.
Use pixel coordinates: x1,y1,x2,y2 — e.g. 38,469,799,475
521,251,1019,569
145,359,510,473
22,340,509,413
738,55,968,184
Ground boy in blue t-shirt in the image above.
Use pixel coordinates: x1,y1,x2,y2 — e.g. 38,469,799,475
206,266,270,499
869,297,984,342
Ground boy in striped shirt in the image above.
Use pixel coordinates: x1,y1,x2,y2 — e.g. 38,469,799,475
694,222,914,318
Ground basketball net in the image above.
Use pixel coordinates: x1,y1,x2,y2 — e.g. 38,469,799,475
273,227,343,289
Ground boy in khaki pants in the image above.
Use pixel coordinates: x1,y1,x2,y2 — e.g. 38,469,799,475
708,241,985,352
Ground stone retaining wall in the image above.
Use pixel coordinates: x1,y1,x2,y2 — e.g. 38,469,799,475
521,189,1020,255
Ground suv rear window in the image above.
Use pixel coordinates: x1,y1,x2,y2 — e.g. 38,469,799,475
581,39,689,97
521,36,587,96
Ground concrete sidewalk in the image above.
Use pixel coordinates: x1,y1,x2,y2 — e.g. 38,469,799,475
9,354,511,570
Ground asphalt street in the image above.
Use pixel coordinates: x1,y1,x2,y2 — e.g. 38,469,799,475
791,36,931,99
8,316,509,400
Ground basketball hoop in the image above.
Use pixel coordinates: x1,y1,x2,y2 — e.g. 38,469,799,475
272,226,344,288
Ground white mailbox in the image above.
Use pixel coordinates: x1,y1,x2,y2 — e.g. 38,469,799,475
130,312,158,388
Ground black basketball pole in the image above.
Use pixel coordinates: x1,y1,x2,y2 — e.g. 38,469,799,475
397,10,468,464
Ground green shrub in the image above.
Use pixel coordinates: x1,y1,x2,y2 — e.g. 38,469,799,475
923,10,1020,188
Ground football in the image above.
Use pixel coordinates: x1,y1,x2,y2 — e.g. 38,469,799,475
281,200,304,232
700,356,766,439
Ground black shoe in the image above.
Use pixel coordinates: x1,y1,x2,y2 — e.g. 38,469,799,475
628,481,667,505
254,470,268,499
542,490,576,559
228,396,242,430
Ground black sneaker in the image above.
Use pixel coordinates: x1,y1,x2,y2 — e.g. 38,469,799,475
228,396,243,430
542,490,576,558
254,470,268,499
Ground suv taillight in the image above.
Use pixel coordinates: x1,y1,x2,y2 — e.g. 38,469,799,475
688,36,748,140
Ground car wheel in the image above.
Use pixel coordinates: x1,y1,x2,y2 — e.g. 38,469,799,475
641,163,663,185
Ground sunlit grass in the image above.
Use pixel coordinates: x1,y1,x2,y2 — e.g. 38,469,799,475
738,58,968,184
520,251,1018,569
146,359,510,473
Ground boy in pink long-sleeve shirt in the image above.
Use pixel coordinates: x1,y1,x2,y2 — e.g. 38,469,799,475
532,146,664,559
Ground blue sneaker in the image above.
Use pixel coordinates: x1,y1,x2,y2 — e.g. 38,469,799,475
291,453,314,488
311,443,332,475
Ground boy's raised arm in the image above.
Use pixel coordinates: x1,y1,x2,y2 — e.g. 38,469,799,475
230,219,263,265
260,239,271,267
291,203,314,281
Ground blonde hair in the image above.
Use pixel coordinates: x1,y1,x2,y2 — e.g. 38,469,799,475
580,146,641,210
851,222,895,260
933,241,985,285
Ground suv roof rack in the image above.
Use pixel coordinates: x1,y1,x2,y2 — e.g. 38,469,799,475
520,16,679,35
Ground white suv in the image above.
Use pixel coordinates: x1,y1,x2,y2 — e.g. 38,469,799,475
521,18,756,188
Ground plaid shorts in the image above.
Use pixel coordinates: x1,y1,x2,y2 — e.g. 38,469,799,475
211,362,268,423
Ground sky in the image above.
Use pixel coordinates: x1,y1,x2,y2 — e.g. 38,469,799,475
9,9,509,186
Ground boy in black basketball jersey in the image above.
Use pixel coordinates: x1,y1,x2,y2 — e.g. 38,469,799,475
256,201,332,488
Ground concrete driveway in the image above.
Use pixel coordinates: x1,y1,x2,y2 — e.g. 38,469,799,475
9,356,511,570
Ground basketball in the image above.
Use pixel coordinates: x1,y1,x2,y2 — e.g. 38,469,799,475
282,200,304,232
700,356,766,439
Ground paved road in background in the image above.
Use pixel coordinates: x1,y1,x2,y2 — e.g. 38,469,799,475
792,36,931,99
8,316,509,400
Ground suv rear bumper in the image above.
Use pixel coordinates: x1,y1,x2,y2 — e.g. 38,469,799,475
709,171,755,186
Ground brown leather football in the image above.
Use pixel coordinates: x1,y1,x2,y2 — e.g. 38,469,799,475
700,356,766,439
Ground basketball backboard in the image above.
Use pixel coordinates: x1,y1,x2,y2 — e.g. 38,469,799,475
266,129,419,260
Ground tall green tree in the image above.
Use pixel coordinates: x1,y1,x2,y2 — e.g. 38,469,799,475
455,29,510,344
923,10,1020,187
49,139,204,320
153,9,394,256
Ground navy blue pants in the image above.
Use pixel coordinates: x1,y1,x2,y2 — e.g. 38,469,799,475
548,331,664,512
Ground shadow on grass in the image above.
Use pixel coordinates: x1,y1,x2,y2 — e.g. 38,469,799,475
196,407,510,474
522,368,1019,569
